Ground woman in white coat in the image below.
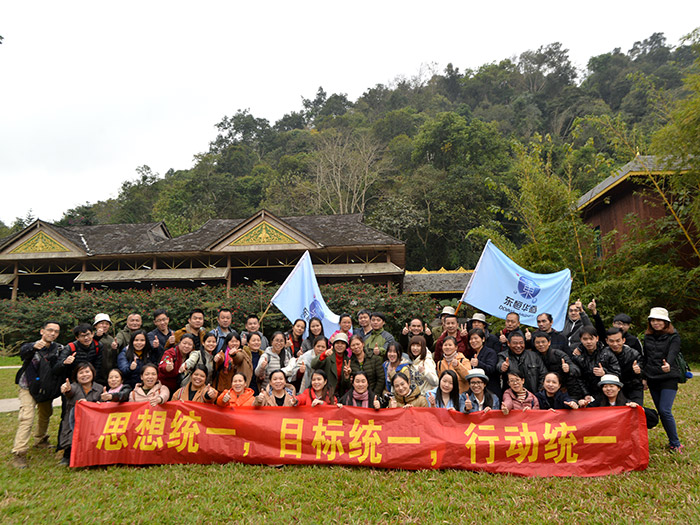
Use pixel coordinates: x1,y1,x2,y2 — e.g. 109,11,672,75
407,335,438,395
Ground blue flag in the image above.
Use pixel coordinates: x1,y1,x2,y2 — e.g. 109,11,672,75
271,251,340,338
461,240,572,331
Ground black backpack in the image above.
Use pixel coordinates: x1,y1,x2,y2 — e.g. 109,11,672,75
26,350,62,403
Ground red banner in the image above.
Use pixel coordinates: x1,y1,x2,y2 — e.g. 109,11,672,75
72,402,648,476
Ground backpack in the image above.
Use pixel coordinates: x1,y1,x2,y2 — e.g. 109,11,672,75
676,352,691,384
26,350,62,403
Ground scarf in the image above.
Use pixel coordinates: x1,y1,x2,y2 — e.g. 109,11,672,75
352,389,369,408
443,351,457,366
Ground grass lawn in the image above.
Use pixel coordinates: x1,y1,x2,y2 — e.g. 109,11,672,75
0,355,21,367
1,381,698,523
0,369,18,399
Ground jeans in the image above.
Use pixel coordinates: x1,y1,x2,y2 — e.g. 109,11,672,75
649,387,680,447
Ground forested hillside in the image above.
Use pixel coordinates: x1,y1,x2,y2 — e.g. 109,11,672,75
6,32,696,273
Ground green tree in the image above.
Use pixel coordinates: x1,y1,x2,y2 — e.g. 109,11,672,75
651,28,700,260
112,166,163,224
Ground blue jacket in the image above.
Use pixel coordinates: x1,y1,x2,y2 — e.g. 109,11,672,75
459,390,501,413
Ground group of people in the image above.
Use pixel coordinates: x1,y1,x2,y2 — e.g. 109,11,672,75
11,300,686,468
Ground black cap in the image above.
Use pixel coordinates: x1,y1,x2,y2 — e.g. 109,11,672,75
613,313,632,324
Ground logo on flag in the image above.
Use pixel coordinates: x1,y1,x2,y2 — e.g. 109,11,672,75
517,275,540,301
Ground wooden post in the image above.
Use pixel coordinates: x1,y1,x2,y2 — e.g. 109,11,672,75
152,257,157,293
80,261,86,292
226,255,231,298
11,262,18,302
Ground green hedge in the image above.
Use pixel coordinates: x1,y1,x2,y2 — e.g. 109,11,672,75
0,282,438,353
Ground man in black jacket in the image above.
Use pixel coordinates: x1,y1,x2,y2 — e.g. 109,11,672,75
497,331,547,396
605,327,644,404
55,323,103,381
571,326,620,399
12,321,62,468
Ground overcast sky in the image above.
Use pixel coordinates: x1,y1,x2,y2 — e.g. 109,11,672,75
1,1,698,226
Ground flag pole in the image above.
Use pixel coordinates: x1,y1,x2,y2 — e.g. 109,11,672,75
259,302,273,324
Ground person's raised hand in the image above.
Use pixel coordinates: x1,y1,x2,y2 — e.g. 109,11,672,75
501,357,510,372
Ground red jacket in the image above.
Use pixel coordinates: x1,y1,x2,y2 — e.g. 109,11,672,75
158,347,185,393
296,388,336,406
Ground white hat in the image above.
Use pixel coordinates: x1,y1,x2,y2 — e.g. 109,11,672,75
648,307,671,323
598,374,623,387
93,313,112,326
332,332,349,345
440,306,456,317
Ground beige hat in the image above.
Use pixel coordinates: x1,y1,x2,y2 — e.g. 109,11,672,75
469,312,489,326
332,332,349,345
648,307,671,323
440,306,456,317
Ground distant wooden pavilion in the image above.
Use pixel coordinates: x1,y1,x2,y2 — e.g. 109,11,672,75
0,210,406,300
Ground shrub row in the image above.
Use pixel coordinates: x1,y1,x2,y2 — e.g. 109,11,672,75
0,282,438,353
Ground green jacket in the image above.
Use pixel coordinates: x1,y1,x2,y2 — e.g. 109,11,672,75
363,330,396,357
311,351,351,399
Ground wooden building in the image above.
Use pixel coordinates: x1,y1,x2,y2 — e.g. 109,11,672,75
577,156,672,256
0,210,405,300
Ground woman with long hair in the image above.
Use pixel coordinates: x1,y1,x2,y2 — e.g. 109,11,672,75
388,372,428,408
382,341,410,395
213,332,253,392
286,319,307,358
406,335,438,395
348,335,384,396
296,369,337,406
158,333,196,393
298,335,329,393
182,331,217,386
300,317,325,354
117,329,155,387
426,370,461,410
